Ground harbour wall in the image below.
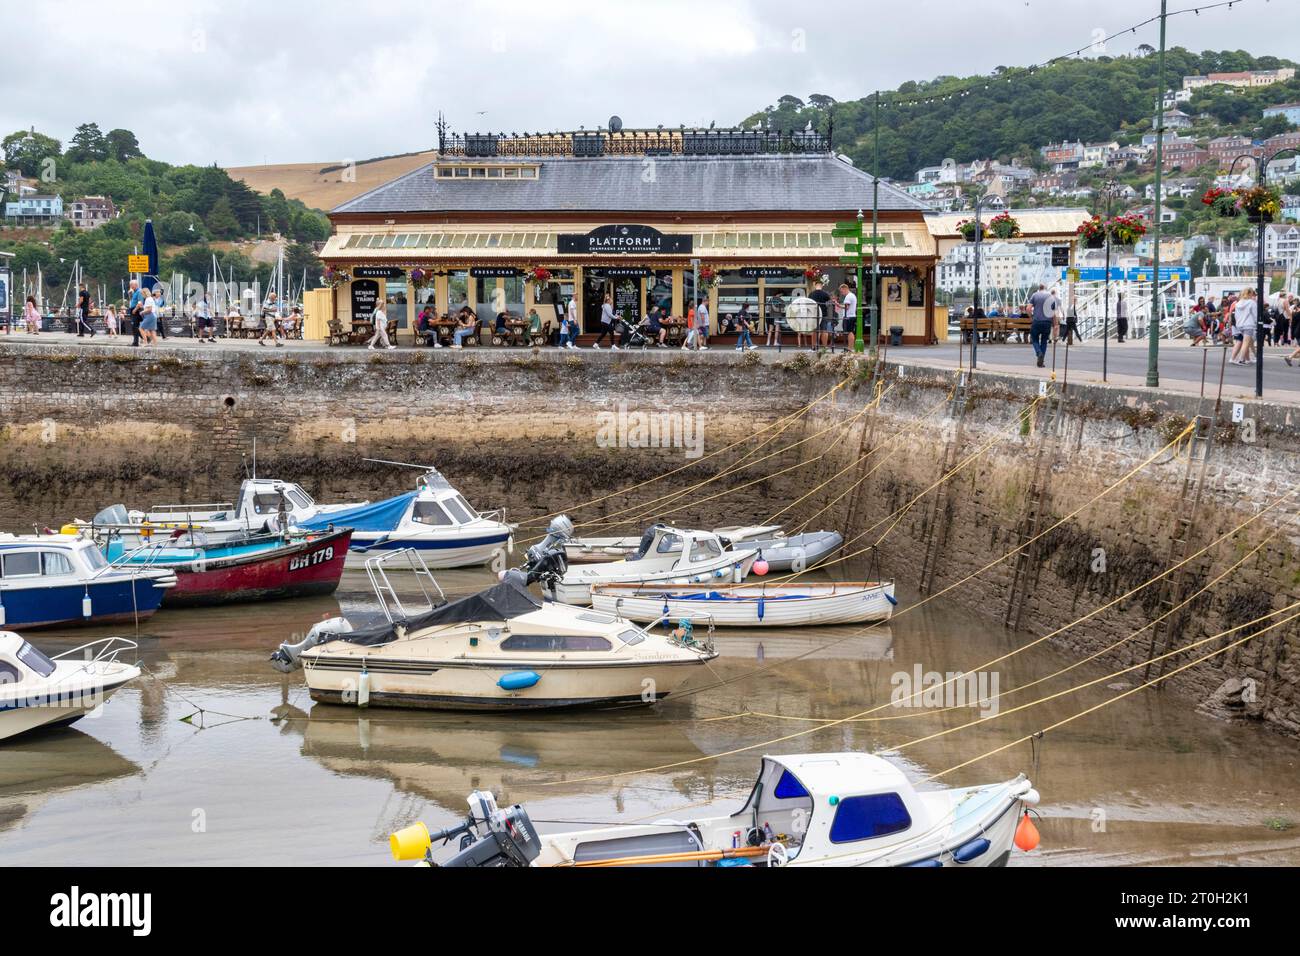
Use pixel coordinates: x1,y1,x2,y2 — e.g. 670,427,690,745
1,341,1298,737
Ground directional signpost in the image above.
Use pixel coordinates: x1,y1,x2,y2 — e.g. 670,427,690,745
833,213,885,354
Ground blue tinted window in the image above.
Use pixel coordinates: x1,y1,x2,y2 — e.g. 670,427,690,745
773,770,810,800
829,793,911,843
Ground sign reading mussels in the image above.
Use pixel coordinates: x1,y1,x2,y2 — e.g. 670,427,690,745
558,224,692,255
354,267,406,279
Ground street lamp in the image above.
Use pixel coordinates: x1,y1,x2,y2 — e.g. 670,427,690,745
1099,179,1121,383
970,185,988,370
1229,147,1299,399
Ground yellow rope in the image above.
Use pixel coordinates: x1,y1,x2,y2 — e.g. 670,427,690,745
517,377,851,529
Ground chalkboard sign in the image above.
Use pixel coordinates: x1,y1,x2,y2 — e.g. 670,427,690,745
350,279,380,321
614,280,641,324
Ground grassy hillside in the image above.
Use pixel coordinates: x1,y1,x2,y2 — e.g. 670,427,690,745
228,150,437,210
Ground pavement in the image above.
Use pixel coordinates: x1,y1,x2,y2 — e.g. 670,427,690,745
6,329,1299,407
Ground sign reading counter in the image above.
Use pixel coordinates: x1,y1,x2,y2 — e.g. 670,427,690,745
557,224,692,255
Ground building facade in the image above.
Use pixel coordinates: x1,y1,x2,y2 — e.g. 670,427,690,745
319,128,947,344
66,195,117,230
3,194,63,223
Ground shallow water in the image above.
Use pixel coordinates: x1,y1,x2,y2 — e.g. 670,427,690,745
3,568,1298,866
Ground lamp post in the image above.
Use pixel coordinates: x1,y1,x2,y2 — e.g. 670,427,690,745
1145,0,1168,388
1230,147,1298,399
869,90,881,359
1100,179,1119,382
970,188,986,369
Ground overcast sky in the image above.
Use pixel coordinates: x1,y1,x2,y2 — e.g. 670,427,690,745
2,0,1295,168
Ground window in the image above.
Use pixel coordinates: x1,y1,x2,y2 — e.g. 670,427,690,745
1,552,41,577
0,661,21,685
688,539,722,563
773,770,810,799
81,546,108,570
288,489,314,509
500,634,612,652
617,628,645,647
656,534,683,554
411,501,453,526
442,497,474,524
828,793,912,843
16,641,55,678
252,493,286,515
41,552,74,575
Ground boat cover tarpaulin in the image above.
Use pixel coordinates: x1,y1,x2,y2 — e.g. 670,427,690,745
298,491,417,533
336,581,541,647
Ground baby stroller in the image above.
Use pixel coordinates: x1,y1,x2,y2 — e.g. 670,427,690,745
619,317,651,350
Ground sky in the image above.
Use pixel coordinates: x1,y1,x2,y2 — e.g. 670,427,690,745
2,0,1297,169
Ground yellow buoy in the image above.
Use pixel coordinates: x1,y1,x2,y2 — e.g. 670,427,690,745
390,821,432,861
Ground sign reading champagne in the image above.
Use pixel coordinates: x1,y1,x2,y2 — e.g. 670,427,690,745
557,224,692,255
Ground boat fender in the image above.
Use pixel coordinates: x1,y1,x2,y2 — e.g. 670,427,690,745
82,591,93,619
498,670,541,691
757,596,765,621
0,601,5,627
902,858,944,867
357,668,371,707
952,837,991,864
884,591,898,605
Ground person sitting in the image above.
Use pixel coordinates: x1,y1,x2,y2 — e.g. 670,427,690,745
527,308,542,344
494,311,509,336
450,308,477,349
647,306,668,348
416,305,441,348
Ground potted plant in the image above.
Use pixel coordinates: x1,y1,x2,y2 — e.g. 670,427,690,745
1236,184,1281,223
802,266,829,285
956,219,986,242
697,265,718,291
1077,215,1107,249
321,266,351,288
987,212,1022,239
1107,213,1147,246
1201,186,1239,218
526,265,553,286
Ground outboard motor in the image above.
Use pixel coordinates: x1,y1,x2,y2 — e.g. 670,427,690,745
270,616,353,672
390,791,542,868
520,514,572,586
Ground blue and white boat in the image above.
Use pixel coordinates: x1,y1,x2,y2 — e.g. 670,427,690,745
297,469,515,570
0,534,176,631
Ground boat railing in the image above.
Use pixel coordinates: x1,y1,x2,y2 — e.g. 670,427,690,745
478,508,508,526
365,548,446,623
148,501,235,515
50,636,140,679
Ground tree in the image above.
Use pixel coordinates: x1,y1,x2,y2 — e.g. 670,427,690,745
157,210,207,244
104,128,143,162
1189,244,1216,279
1,129,62,178
67,123,108,163
205,196,240,239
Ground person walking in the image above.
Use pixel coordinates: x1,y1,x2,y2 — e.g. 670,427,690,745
76,285,95,337
1115,292,1128,343
592,294,615,349
127,280,144,346
23,295,41,334
153,286,168,339
138,288,158,346
695,298,710,350
194,295,214,343
1231,288,1258,365
259,291,283,347
734,308,756,351
1025,283,1054,368
566,296,578,347
1064,293,1083,345
367,301,395,350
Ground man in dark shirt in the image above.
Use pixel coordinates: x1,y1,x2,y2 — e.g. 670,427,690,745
810,281,832,349
77,286,95,337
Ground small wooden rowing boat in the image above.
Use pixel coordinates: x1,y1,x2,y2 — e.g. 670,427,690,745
589,580,896,627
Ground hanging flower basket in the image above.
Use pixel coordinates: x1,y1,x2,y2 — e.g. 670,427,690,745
801,266,829,285
987,212,1022,240
525,265,553,285
1237,184,1281,223
1107,213,1148,247
956,219,986,242
321,266,351,288
697,265,719,291
409,267,430,290
1201,187,1239,218
1077,215,1107,248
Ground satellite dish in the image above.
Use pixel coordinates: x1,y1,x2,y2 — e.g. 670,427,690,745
608,115,623,133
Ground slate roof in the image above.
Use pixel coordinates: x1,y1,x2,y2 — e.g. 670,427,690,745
333,153,929,215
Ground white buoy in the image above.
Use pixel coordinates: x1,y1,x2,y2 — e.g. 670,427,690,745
82,593,93,619
358,668,371,707
0,602,5,627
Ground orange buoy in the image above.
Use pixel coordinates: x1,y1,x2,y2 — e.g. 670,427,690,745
1014,811,1040,852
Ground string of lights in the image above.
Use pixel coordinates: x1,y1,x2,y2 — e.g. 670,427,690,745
872,0,1264,112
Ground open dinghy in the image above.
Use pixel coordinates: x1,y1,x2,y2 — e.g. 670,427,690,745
590,580,896,627
271,550,716,711
389,751,1039,867
0,633,140,742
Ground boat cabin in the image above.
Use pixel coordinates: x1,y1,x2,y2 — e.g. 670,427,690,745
0,630,56,686
0,534,112,585
628,526,736,570
734,753,931,864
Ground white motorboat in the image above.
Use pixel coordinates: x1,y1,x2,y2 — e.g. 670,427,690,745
564,525,842,573
591,580,896,627
564,524,782,563
270,550,715,711
545,525,758,605
0,632,140,742
299,470,514,570
390,751,1040,867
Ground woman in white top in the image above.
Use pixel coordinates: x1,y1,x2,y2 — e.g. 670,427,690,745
1231,288,1257,365
368,304,395,350
104,304,118,336
23,296,41,334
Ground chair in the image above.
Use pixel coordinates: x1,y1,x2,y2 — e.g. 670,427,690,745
327,318,350,346
531,320,552,347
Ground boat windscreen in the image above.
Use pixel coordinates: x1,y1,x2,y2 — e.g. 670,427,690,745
334,581,541,647
93,504,131,526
